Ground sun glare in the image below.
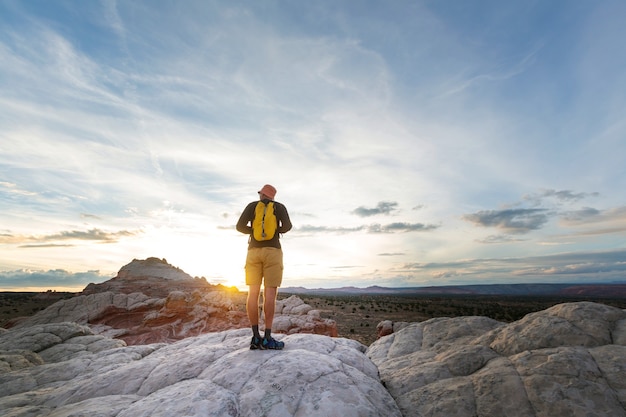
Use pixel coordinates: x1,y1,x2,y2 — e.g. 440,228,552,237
135,228,248,290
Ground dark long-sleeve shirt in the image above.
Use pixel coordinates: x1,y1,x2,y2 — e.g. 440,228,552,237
236,199,292,249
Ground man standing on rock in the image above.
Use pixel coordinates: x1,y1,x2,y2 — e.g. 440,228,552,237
236,184,292,350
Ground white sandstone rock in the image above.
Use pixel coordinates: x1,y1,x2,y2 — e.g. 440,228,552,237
117,258,194,282
3,301,625,417
0,323,400,417
367,302,626,417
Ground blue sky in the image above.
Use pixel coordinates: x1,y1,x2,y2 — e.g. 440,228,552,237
1,0,625,291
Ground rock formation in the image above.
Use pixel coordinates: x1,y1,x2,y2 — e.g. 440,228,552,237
367,301,626,417
7,258,338,345
0,323,399,416
273,295,338,337
81,257,221,297
2,258,625,416
1,301,625,416
2,301,626,416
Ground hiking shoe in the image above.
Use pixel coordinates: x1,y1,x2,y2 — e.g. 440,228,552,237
250,336,264,350
262,336,284,350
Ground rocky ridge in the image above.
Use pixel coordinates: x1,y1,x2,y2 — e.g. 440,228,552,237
6,258,337,345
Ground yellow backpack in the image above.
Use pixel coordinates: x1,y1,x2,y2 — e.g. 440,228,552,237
253,201,277,241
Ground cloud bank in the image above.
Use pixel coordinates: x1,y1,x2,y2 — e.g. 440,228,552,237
0,269,110,291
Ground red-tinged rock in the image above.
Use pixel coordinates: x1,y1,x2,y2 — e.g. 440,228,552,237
12,258,338,345
377,320,394,338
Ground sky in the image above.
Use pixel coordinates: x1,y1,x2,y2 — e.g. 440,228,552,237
1,0,626,292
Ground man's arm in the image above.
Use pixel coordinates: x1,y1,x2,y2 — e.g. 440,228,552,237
236,203,254,234
277,203,292,234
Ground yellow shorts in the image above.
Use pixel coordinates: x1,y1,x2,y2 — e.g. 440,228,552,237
245,247,284,287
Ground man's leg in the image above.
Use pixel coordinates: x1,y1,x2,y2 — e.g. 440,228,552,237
263,286,278,330
247,284,262,340
257,247,284,349
262,247,283,332
245,248,264,346
261,286,284,349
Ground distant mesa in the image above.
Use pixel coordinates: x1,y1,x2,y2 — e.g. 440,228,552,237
282,283,626,298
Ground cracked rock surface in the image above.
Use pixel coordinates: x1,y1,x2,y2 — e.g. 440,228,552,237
367,301,626,417
1,325,399,416
1,301,625,416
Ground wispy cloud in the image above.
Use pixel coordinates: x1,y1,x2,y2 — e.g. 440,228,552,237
395,249,626,283
524,189,600,206
439,43,544,98
463,208,551,234
297,225,364,234
19,244,76,248
513,261,626,277
297,222,438,235
369,222,439,233
102,0,126,40
476,235,527,244
0,228,139,246
352,201,399,217
559,206,626,236
0,181,38,196
81,213,104,220
561,206,626,225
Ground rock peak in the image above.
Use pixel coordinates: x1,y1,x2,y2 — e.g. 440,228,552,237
81,257,213,297
117,257,193,281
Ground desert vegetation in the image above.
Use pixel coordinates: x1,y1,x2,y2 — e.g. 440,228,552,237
281,293,626,345
0,292,75,325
